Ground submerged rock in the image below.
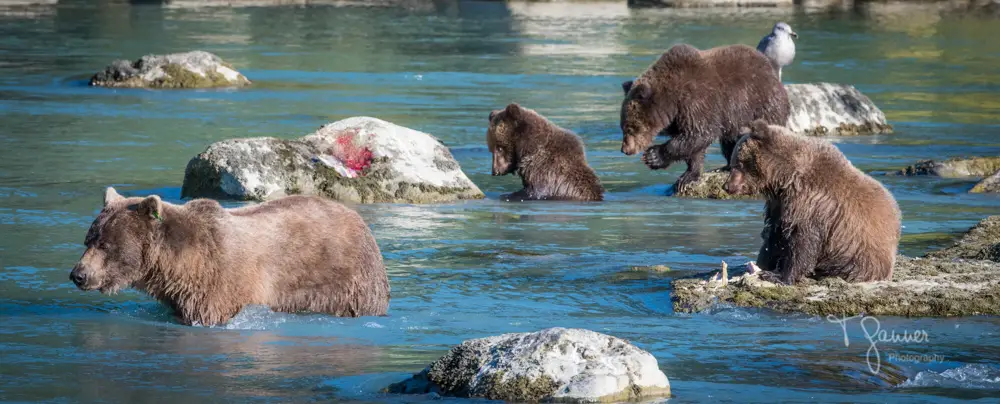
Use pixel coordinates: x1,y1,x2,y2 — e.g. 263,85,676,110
889,156,1000,178
181,116,484,203
784,83,893,136
926,216,999,262
671,256,1000,317
90,51,250,89
971,170,1000,193
385,327,671,403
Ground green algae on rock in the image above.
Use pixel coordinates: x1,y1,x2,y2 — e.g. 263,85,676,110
385,327,671,403
671,256,1000,317
673,169,760,200
90,51,250,89
181,116,484,204
889,156,1000,178
926,216,999,262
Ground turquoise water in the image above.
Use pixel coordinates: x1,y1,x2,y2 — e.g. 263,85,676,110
1,1,999,403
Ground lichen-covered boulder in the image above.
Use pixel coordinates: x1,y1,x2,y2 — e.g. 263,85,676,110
671,256,1000,317
971,170,1000,193
784,83,893,136
90,51,250,89
890,156,1000,177
385,327,670,403
181,117,484,204
674,170,758,200
926,216,999,262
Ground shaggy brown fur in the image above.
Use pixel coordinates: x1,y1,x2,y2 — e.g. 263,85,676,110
69,187,390,326
724,120,901,284
619,43,790,193
486,103,605,202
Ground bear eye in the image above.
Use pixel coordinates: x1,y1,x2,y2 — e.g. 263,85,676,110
97,241,110,250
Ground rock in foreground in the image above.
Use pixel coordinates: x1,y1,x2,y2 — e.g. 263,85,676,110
671,257,1000,317
784,83,892,136
971,170,1000,193
90,50,250,89
890,156,1000,178
181,117,484,203
926,216,999,262
673,169,758,200
385,327,670,403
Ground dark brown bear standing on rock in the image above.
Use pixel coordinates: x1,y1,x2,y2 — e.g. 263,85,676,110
724,120,901,284
69,187,390,326
487,103,605,202
619,43,790,193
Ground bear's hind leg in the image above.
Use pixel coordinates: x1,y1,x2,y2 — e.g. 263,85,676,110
674,153,705,193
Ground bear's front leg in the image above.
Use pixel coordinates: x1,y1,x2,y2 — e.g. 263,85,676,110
500,189,532,202
774,225,822,284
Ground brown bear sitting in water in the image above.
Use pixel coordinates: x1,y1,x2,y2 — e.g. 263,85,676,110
619,43,790,193
69,187,390,326
486,103,605,202
724,120,901,284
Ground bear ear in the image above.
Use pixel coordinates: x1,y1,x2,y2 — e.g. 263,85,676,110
104,187,122,206
504,103,522,120
130,195,164,222
621,80,634,95
489,110,497,122
633,81,652,101
749,120,772,141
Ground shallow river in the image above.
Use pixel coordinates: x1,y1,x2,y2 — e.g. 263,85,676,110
1,1,999,403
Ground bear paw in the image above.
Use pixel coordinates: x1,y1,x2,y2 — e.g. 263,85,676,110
674,170,702,193
641,146,671,170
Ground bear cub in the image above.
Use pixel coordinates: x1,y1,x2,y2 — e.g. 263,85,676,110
487,103,605,202
619,43,790,193
725,120,901,284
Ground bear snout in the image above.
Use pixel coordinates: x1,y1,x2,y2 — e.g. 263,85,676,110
724,172,745,195
69,264,97,290
621,138,638,155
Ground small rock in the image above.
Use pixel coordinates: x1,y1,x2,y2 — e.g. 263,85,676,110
90,50,250,89
890,156,1000,178
630,264,672,273
385,327,671,403
971,170,1000,193
784,83,893,136
181,116,484,204
674,170,759,200
926,216,999,263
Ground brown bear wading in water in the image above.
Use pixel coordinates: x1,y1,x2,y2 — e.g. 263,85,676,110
724,120,901,284
619,43,790,193
70,188,390,326
487,103,605,202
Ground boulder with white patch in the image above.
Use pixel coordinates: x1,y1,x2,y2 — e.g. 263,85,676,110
784,83,892,136
89,51,250,89
181,116,484,204
385,327,671,403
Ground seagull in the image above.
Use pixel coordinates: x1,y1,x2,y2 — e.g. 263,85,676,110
756,22,798,81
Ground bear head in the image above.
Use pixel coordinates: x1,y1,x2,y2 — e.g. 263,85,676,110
618,78,679,156
69,187,163,294
486,102,535,176
724,119,794,196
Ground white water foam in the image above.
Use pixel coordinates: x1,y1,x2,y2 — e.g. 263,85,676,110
900,364,1000,390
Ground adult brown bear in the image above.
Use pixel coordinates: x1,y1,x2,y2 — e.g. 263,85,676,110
619,43,790,193
69,188,390,326
724,120,901,284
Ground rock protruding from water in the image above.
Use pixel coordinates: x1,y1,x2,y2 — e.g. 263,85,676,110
671,256,1000,317
181,116,484,203
385,327,671,403
785,83,892,136
674,170,758,200
926,216,999,263
90,51,250,89
890,156,1000,178
971,170,1000,193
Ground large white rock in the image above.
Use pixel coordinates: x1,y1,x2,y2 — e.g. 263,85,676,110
90,50,250,89
385,327,671,403
784,83,892,136
181,117,484,204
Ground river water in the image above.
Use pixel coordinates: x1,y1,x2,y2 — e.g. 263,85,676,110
1,1,999,403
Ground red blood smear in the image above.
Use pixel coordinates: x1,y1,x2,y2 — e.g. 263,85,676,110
333,132,374,173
